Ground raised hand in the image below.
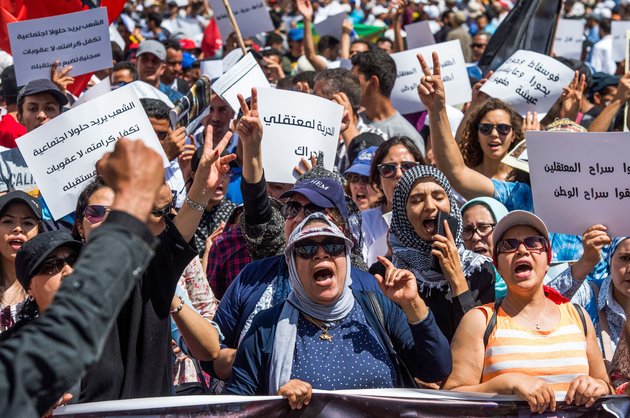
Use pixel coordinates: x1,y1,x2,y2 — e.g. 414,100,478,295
416,51,446,113
196,125,236,192
560,70,586,121
522,111,540,132
296,0,314,21
431,220,468,296
236,88,263,148
374,256,419,305
50,60,74,95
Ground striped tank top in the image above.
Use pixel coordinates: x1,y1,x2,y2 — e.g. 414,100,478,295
480,301,589,393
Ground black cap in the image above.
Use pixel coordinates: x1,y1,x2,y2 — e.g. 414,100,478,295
0,190,43,219
17,79,69,107
0,65,19,103
590,72,620,96
15,231,83,290
347,132,384,166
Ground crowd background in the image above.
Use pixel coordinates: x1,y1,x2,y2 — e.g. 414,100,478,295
2,0,630,416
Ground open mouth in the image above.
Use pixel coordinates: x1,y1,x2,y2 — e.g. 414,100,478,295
514,260,533,278
473,246,489,256
313,266,334,285
8,238,24,250
487,140,502,150
355,192,367,201
423,217,437,235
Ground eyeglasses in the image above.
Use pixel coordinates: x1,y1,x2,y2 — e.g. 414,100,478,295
83,205,111,224
151,201,173,218
346,173,370,184
478,123,512,136
377,161,420,179
472,43,487,48
496,236,548,254
294,238,346,259
462,223,495,240
37,253,78,276
281,201,324,220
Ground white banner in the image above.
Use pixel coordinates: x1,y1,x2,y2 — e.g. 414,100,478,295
480,50,574,117
612,20,630,63
201,59,224,80
552,19,585,61
527,131,630,237
404,21,435,49
8,7,112,87
314,12,346,40
391,40,471,115
16,86,167,220
212,52,270,113
208,0,274,41
258,88,342,184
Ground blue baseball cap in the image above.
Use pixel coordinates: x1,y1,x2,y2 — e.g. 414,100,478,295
281,177,348,220
288,28,304,42
344,146,377,178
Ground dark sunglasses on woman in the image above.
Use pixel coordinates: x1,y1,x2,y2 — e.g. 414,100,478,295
83,205,111,224
294,238,346,259
151,201,173,218
281,201,324,220
478,123,512,136
38,253,78,276
377,161,420,179
496,236,547,254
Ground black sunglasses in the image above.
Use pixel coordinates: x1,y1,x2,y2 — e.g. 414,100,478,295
37,253,78,276
281,201,324,220
83,205,111,224
377,161,420,179
151,201,173,218
294,238,346,259
496,236,548,254
478,123,512,136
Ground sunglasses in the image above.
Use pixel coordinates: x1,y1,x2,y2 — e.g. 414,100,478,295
472,43,487,48
294,238,346,259
496,236,548,254
377,161,420,179
462,223,495,240
83,205,111,224
346,173,370,184
37,253,78,276
281,201,324,220
478,123,512,136
151,201,173,218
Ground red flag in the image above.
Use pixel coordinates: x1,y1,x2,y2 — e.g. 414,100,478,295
0,0,126,95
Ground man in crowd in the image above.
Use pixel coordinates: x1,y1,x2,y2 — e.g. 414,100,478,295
160,39,189,93
136,40,184,103
111,61,138,88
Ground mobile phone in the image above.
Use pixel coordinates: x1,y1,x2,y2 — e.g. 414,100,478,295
430,211,459,273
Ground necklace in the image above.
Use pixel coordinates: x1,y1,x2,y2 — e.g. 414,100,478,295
504,298,547,330
302,313,333,342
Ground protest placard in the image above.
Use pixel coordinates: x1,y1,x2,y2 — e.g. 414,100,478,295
8,7,112,87
16,85,167,220
208,0,274,41
552,19,585,60
201,59,224,80
404,21,435,49
169,76,212,129
314,12,346,40
73,77,111,108
223,48,244,72
391,40,471,115
480,50,574,117
612,20,630,63
128,80,174,107
257,88,343,184
527,131,630,237
501,139,529,173
0,148,36,193
212,52,270,113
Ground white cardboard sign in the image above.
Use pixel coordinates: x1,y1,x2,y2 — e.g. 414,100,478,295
208,0,274,41
314,12,346,40
211,52,270,113
201,60,224,80
258,88,343,184
612,21,630,63
404,21,436,49
0,148,36,193
552,19,585,61
16,86,167,219
480,50,574,117
391,40,471,115
8,7,112,87
527,131,630,237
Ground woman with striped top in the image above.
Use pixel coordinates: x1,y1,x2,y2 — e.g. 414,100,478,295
444,211,612,414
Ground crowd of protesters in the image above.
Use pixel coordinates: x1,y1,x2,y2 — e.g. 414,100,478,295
2,0,630,415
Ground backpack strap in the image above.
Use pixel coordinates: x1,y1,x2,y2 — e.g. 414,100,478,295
483,298,503,348
572,303,588,337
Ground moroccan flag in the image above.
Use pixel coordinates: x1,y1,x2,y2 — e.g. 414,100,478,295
478,0,563,74
0,0,126,95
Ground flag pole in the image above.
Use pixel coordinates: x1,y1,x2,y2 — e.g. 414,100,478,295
222,0,247,55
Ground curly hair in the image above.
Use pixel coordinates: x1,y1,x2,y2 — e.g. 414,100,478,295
459,98,523,168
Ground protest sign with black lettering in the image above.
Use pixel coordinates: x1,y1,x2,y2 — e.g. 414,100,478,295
258,88,343,184
208,0,274,41
8,7,112,87
212,52,270,113
405,21,436,49
16,85,167,220
391,40,471,115
201,59,224,80
527,131,630,237
480,50,574,117
552,19,585,60
314,12,346,40
612,20,630,62
0,148,35,193
73,77,111,108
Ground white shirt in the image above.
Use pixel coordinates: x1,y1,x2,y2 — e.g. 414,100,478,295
590,34,616,75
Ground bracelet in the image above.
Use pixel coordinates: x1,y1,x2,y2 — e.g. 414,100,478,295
170,296,185,314
185,196,206,213
408,309,430,326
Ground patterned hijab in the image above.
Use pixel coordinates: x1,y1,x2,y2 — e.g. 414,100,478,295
390,165,488,290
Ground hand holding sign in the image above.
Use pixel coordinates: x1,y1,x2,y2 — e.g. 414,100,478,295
51,61,74,95
416,51,446,113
